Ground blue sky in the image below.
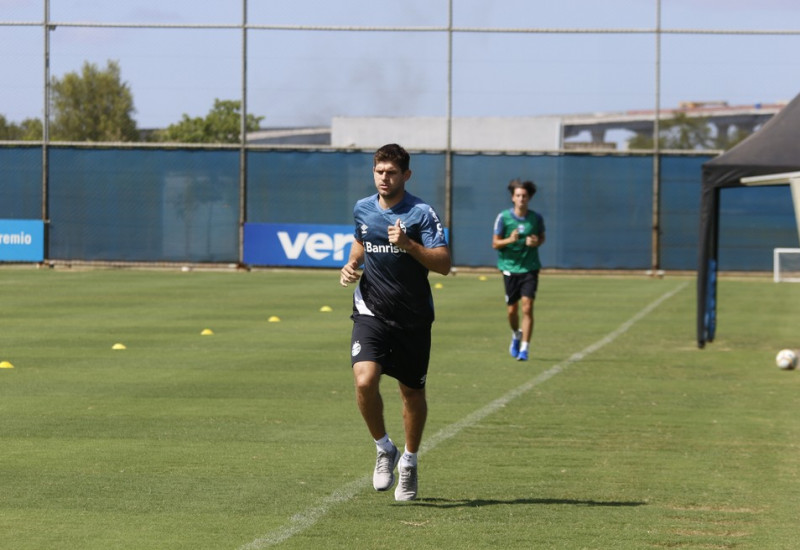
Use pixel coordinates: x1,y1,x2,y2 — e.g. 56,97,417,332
2,0,800,130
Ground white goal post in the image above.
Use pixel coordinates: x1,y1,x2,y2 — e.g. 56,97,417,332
774,248,800,282
740,171,800,282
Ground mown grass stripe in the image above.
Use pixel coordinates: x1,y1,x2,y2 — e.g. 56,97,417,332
239,282,688,549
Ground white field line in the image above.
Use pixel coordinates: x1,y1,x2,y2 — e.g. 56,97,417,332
238,282,688,550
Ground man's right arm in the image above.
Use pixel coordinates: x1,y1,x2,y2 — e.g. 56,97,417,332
340,239,364,287
492,229,519,249
491,212,518,249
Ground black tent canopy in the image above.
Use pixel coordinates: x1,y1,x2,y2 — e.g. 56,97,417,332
698,93,800,348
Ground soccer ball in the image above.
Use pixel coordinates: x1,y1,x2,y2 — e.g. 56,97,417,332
775,349,798,370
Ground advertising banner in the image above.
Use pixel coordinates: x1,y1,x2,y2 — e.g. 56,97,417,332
0,219,44,262
244,222,355,268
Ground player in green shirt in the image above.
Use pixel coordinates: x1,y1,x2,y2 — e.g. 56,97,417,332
492,179,546,361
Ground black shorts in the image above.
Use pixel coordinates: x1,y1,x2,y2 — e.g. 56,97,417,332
350,314,431,389
503,270,540,305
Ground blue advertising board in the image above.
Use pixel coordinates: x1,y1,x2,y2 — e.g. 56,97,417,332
0,219,44,262
244,222,355,268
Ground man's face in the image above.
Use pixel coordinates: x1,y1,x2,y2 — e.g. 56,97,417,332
511,187,530,209
373,160,411,202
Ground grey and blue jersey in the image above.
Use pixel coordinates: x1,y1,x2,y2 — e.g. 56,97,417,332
351,192,447,329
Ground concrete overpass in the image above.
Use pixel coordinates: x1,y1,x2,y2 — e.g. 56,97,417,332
562,101,786,144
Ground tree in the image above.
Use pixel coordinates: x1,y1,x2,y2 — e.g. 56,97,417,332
0,115,42,141
18,118,43,140
715,126,751,150
628,113,714,150
50,60,138,142
154,99,263,143
0,115,19,140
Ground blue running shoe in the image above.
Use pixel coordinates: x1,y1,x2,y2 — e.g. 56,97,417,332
517,349,529,361
509,336,521,358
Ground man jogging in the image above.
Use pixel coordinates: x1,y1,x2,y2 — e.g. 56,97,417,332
340,143,451,501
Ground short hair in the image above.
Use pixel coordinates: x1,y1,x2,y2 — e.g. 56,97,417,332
508,178,537,197
374,143,411,173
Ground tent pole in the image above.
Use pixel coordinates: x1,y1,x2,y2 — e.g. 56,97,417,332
791,178,800,245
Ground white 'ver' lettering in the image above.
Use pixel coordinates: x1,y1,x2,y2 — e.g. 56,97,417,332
278,231,354,261
305,233,333,260
277,231,308,259
333,233,354,261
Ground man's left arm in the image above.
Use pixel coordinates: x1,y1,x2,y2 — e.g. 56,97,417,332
535,213,546,247
402,241,451,276
388,218,451,276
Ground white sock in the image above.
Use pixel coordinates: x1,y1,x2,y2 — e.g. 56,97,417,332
400,447,417,467
374,434,395,454
512,329,521,340
520,341,529,352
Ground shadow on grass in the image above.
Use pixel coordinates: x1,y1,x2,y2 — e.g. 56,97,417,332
405,497,647,508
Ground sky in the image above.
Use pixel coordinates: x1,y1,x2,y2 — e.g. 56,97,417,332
2,0,800,134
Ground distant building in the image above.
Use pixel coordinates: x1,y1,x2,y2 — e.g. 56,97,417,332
330,116,562,151
246,101,786,151
246,127,331,146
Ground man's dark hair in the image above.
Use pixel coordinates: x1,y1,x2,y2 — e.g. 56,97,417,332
508,178,537,197
374,143,411,173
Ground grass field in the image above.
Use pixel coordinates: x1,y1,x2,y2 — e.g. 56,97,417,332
1,267,800,549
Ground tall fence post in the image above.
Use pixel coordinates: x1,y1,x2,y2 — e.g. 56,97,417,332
238,0,248,267
41,0,51,263
445,0,454,256
651,0,662,272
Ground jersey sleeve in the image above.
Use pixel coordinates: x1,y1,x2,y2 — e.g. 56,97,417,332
352,200,366,243
493,212,505,236
417,205,448,248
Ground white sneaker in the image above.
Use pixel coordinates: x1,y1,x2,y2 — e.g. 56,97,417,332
373,444,400,491
394,462,418,501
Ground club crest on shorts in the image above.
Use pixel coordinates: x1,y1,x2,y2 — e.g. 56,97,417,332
351,340,361,357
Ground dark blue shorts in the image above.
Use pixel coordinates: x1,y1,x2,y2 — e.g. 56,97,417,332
503,270,540,305
350,314,431,389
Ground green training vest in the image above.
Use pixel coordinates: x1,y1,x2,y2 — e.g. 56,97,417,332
496,209,542,274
